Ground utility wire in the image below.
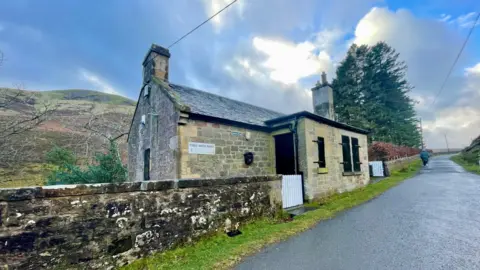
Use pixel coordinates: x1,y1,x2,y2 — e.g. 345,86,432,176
431,11,480,107
167,0,238,49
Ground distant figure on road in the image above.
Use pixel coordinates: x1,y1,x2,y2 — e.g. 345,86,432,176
420,149,430,166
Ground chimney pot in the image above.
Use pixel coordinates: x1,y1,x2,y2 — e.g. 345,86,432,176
321,71,327,85
311,71,334,120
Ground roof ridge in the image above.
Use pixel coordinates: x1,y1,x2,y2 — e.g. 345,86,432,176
169,83,284,116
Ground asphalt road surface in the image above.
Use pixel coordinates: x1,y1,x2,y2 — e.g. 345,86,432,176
237,155,480,270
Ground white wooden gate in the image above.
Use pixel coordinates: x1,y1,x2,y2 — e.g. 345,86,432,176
369,161,384,177
282,175,303,209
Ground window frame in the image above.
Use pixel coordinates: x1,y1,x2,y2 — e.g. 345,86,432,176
351,137,361,172
315,137,326,168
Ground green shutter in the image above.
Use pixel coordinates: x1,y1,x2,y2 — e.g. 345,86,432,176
351,137,361,172
341,135,352,172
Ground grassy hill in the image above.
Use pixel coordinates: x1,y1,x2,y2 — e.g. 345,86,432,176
33,89,136,106
0,88,136,188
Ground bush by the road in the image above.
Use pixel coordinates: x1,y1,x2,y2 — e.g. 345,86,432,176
368,141,422,161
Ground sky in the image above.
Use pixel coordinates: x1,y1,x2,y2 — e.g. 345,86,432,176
0,0,479,149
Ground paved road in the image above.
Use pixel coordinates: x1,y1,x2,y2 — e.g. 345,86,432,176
237,155,480,270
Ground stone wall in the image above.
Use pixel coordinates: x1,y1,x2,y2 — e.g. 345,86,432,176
298,118,370,200
0,175,281,269
178,119,274,178
386,156,419,172
128,81,180,181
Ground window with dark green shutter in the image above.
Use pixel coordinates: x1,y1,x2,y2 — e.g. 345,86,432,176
316,137,326,168
341,135,352,172
351,137,361,172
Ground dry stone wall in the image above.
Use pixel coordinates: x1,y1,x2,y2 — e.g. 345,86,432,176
0,175,281,269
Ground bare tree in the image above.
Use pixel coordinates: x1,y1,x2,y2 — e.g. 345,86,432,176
60,103,131,164
0,50,57,166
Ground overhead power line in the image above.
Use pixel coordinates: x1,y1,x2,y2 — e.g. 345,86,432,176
431,11,480,107
167,0,238,49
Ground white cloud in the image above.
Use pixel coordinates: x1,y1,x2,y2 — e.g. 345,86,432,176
465,62,480,75
352,7,478,148
439,14,452,22
202,0,245,32
456,12,478,28
252,37,332,84
78,68,120,96
422,63,480,148
313,29,344,51
439,12,479,28
411,93,434,111
423,107,480,149
180,2,478,148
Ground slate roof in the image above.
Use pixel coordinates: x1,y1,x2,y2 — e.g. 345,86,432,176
169,83,284,127
265,111,369,134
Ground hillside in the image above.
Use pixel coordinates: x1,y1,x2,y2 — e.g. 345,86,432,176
0,88,136,187
33,89,136,106
462,135,480,163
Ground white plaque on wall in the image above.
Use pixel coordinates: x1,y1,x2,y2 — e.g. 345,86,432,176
188,142,215,155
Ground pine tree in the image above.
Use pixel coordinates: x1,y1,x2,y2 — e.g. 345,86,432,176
332,42,421,147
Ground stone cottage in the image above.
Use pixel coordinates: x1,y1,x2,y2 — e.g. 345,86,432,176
128,44,370,200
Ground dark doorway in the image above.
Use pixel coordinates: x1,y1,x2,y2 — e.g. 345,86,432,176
144,148,150,180
274,133,296,175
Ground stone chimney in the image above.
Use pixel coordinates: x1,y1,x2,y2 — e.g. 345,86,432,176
311,71,334,120
142,44,171,83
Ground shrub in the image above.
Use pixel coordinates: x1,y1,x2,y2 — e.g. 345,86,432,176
461,150,479,164
45,146,77,166
368,141,421,161
46,141,127,185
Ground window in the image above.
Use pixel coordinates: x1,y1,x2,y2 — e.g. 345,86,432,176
315,137,326,168
351,137,361,172
144,149,150,181
341,135,352,172
341,136,362,173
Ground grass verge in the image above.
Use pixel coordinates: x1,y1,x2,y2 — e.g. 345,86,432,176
122,159,422,270
0,163,56,188
451,154,480,175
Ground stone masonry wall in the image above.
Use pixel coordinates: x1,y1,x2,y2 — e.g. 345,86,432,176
298,118,370,200
128,82,179,181
178,119,274,178
386,156,419,172
0,175,281,269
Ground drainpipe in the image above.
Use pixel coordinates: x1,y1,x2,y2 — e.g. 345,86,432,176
288,117,300,174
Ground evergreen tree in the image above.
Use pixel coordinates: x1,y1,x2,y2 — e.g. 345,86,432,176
332,42,421,147
46,141,127,185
